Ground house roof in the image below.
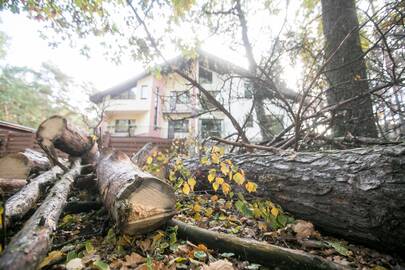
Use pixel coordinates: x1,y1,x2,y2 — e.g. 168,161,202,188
0,120,36,133
89,50,297,103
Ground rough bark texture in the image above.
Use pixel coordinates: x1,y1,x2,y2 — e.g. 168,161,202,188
97,149,176,235
5,166,63,226
169,219,345,270
36,115,98,164
0,159,81,270
321,0,378,137
186,145,405,252
130,142,159,168
0,148,51,179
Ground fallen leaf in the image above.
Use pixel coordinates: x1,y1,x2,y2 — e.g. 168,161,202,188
66,258,84,270
203,259,234,270
38,250,64,269
182,183,190,195
293,220,315,239
125,252,146,267
245,181,257,193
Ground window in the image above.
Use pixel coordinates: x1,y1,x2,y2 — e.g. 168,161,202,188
200,119,222,138
112,89,136,100
114,119,136,133
199,66,213,84
175,91,190,104
244,82,253,98
140,85,148,99
200,90,221,109
245,114,254,128
168,120,189,138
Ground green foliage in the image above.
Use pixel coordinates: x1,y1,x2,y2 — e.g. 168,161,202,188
0,32,92,128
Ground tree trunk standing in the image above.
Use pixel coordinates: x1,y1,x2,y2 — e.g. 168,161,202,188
0,159,81,270
185,145,405,252
96,149,176,235
321,0,378,137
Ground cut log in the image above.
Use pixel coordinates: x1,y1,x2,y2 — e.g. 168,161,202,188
169,219,344,270
183,145,405,252
4,166,63,226
0,159,81,270
36,115,98,164
0,149,50,179
0,179,26,194
96,149,176,235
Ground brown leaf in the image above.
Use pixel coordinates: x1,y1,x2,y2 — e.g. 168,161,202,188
292,220,315,239
124,252,146,267
203,260,234,270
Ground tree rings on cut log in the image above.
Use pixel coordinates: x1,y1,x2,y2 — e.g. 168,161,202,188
0,149,50,179
36,115,98,164
97,149,176,235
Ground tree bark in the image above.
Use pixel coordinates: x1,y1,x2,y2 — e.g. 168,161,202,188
36,115,98,164
0,149,51,179
169,219,345,270
321,0,378,137
130,142,159,168
4,166,63,226
96,149,176,235
0,159,81,270
185,145,405,252
0,179,27,194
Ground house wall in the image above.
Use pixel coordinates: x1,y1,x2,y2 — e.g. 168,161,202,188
96,57,291,142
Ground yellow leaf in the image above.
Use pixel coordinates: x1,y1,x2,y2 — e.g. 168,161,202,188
205,208,213,217
220,162,230,175
225,201,232,209
194,212,201,221
188,177,196,191
233,172,245,185
215,177,224,185
211,153,219,164
38,251,64,269
200,156,210,165
197,244,208,252
193,203,201,212
208,174,215,183
152,151,157,157
212,182,219,191
245,181,257,193
271,207,279,217
182,183,191,195
146,156,153,165
221,182,231,195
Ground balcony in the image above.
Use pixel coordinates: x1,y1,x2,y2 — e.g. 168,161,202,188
162,102,192,114
104,99,149,112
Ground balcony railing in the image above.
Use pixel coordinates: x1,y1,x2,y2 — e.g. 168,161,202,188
104,99,149,112
162,102,193,114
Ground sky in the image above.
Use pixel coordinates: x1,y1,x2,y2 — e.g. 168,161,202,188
0,3,302,98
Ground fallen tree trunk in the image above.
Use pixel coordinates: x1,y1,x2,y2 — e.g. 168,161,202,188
36,115,98,165
96,149,176,235
184,145,405,252
0,149,51,179
131,142,159,168
4,166,63,226
0,179,26,194
169,219,344,270
0,159,81,270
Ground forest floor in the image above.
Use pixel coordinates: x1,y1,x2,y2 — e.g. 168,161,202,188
6,185,405,270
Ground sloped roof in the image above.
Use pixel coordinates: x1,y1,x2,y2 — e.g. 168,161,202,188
0,120,36,133
89,50,297,103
